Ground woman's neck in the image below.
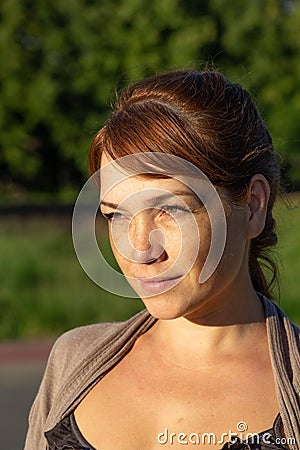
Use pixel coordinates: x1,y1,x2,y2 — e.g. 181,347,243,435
144,287,267,370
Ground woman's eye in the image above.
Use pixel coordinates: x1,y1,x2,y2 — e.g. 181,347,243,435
160,205,190,216
102,211,129,222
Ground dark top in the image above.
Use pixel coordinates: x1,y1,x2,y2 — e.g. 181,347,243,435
45,412,289,449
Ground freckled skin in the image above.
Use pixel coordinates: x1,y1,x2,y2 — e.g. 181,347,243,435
100,164,248,323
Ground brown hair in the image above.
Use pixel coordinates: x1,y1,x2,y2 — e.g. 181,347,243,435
89,70,280,299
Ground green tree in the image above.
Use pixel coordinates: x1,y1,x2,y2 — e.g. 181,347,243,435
0,0,299,196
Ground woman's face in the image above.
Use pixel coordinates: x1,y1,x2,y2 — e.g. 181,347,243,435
100,153,250,321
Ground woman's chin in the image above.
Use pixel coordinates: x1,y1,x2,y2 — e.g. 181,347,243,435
139,294,188,320
128,276,200,319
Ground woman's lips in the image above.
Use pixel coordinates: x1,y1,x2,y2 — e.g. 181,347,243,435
137,275,183,295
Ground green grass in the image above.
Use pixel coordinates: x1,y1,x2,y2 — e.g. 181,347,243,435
0,195,299,339
0,216,144,339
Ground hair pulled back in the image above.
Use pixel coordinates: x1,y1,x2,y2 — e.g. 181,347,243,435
89,70,280,299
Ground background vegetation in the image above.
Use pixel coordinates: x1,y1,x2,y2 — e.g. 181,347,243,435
1,0,300,200
0,0,299,338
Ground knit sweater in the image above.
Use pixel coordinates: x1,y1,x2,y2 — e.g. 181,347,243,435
24,295,300,450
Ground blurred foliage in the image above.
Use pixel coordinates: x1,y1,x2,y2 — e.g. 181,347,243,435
0,215,144,338
0,0,300,196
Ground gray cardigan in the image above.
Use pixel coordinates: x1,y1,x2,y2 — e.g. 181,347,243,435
24,295,300,450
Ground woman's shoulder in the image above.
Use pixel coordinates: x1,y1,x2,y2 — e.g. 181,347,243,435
50,308,154,367
53,319,121,356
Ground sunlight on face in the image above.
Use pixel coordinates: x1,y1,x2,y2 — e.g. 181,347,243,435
72,151,254,320
99,152,230,311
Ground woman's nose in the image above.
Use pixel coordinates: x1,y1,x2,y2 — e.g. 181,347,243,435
128,212,166,264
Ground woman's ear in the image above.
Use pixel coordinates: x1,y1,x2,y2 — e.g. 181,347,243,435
246,174,270,239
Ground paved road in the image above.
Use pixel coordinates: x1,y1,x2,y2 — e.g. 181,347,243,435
0,340,54,450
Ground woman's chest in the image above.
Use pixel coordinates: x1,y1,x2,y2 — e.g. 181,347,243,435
74,354,280,450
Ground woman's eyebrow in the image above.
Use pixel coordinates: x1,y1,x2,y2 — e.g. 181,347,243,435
100,190,199,209
149,191,199,206
100,200,119,209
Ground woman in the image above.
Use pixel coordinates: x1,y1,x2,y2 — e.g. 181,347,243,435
25,70,300,450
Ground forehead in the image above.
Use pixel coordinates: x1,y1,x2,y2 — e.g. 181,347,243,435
101,173,192,206
99,152,228,209
100,152,193,203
